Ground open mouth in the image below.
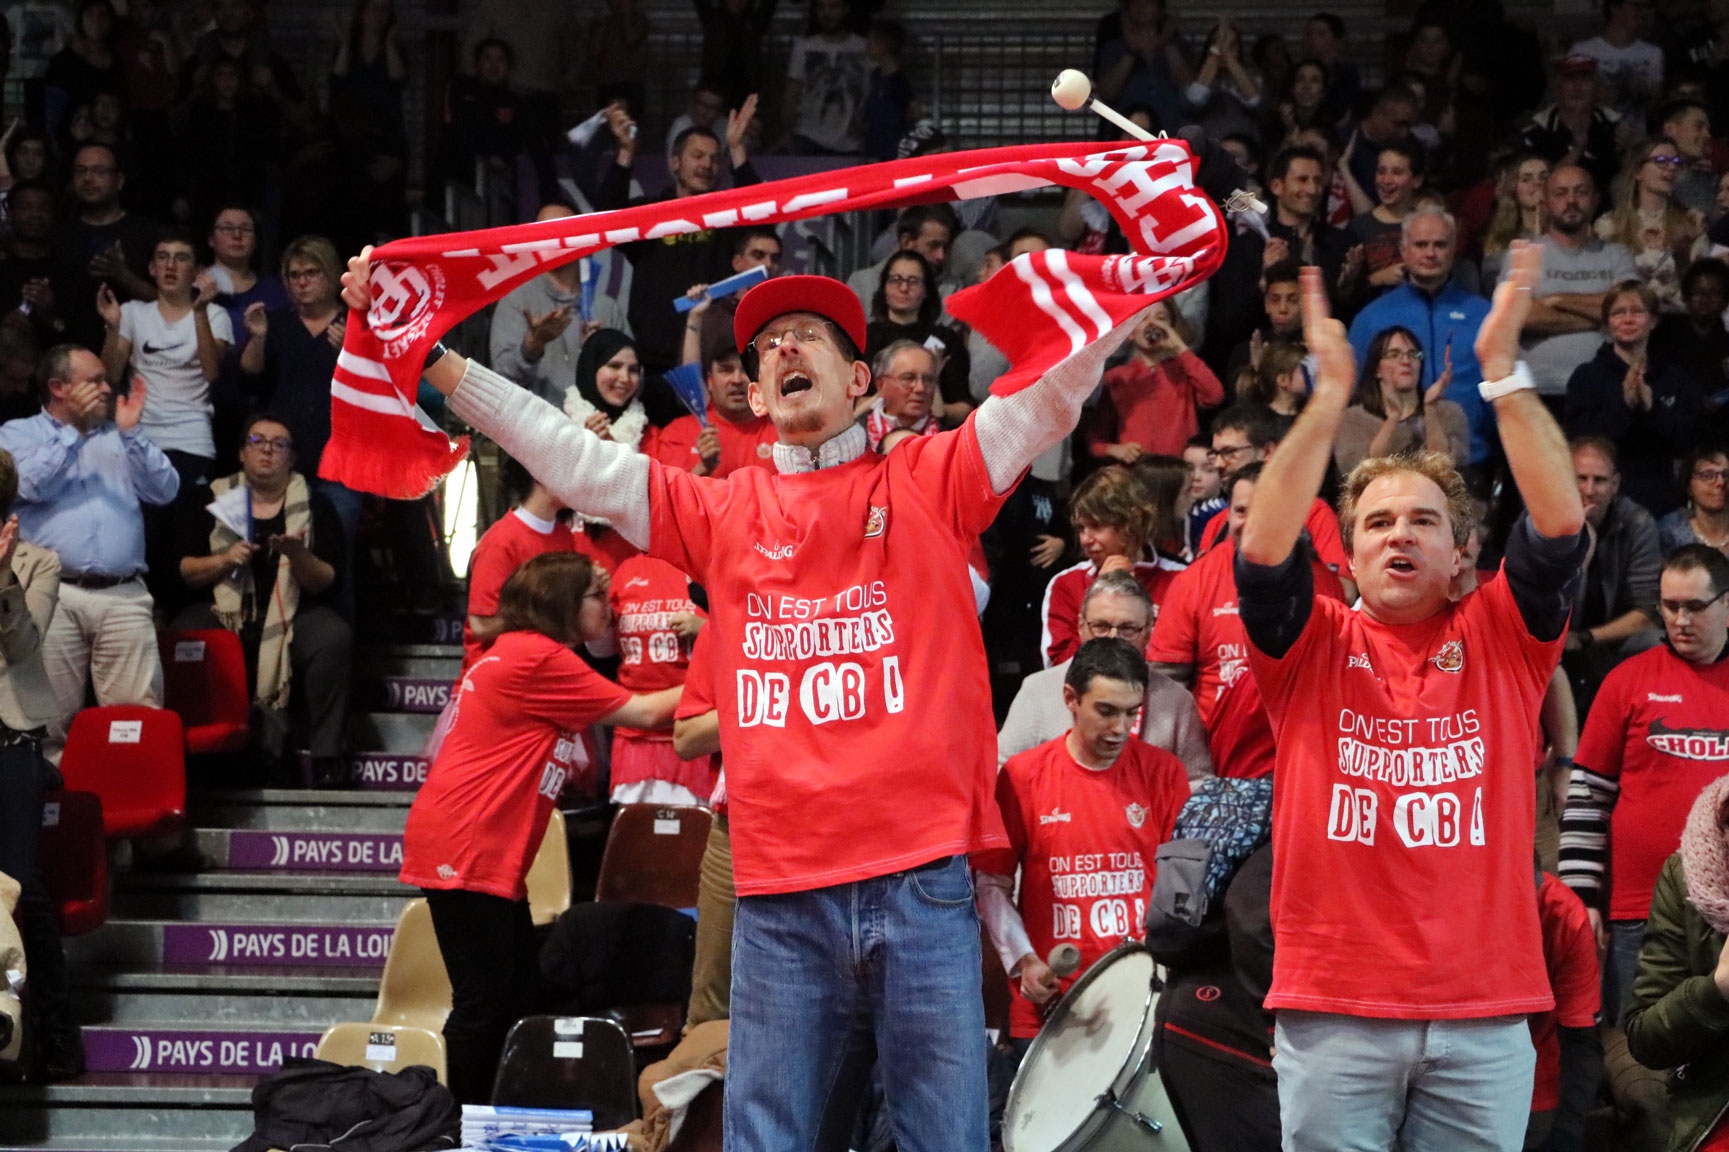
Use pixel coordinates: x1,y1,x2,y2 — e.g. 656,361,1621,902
780,371,813,398
1387,556,1417,574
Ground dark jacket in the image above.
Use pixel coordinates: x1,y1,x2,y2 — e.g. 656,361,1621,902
1624,854,1729,1152
1565,342,1704,517
1572,495,1662,634
233,1058,458,1152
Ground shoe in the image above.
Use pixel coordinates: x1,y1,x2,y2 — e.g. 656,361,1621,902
311,756,352,789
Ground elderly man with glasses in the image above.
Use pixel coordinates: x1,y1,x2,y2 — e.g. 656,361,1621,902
860,340,943,449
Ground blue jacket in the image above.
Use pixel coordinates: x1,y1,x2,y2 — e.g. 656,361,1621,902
1347,281,1493,465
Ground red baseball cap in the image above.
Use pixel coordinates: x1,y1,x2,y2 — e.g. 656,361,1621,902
733,275,868,359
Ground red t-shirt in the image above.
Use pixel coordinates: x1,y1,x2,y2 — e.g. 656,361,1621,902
676,628,726,813
1574,645,1729,921
650,407,780,478
1090,352,1224,460
463,509,580,672
643,419,1010,896
401,631,632,900
1201,497,1347,574
609,553,705,739
1249,574,1563,1018
1529,873,1600,1112
976,734,1190,1038
1147,539,1345,778
571,522,640,574
1041,557,1184,667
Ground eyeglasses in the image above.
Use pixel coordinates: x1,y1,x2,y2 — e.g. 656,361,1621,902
1658,592,1727,618
213,223,255,236
153,251,195,264
1082,619,1148,639
1608,305,1650,319
285,268,325,282
1381,347,1424,362
885,274,924,289
71,164,116,177
1647,154,1686,167
752,319,837,357
884,371,938,388
1206,444,1256,463
1694,467,1729,484
244,434,293,452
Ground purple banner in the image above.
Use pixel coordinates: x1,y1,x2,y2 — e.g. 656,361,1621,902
163,923,396,967
84,1027,322,1074
375,676,452,713
226,830,404,872
351,753,431,790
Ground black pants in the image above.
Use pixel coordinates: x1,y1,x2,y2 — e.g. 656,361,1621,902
0,744,74,1044
145,451,218,619
1153,1023,1281,1152
423,887,541,1105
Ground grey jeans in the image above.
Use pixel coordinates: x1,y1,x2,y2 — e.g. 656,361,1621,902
1275,1010,1536,1152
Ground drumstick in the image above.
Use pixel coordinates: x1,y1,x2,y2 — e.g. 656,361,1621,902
1047,943,1082,979
1051,70,1155,141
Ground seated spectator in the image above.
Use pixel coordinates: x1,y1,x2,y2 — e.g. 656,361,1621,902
845,204,962,315
1564,544,1729,1027
595,98,759,375
461,455,578,674
1565,280,1704,516
399,551,681,1104
1623,773,1729,1152
997,569,1212,778
0,447,78,1081
1480,153,1550,285
779,0,868,156
1148,462,1346,779
0,181,78,349
173,413,351,787
1521,57,1623,198
1340,141,1426,298
975,638,1191,1048
1180,436,1224,558
1658,444,1729,557
1236,339,1307,436
1130,453,1191,557
1652,258,1729,413
205,204,287,468
1659,98,1719,214
1517,164,1638,399
1224,260,1302,395
859,339,940,450
1345,204,1494,477
1564,436,1663,710
1094,0,1190,135
440,38,529,181
650,333,777,477
53,143,159,352
1567,0,1663,117
862,252,970,417
1595,138,1707,313
1334,325,1468,475
862,19,914,162
0,345,176,759
1089,299,1223,464
1184,18,1263,144
608,552,712,806
1040,465,1185,668
1527,868,1603,1152
488,203,627,408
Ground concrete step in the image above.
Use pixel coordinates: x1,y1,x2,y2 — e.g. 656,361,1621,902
112,881,411,923
191,828,405,873
76,963,381,996
0,1075,255,1145
358,654,463,680
350,710,437,754
74,986,371,1027
69,921,396,970
188,791,412,833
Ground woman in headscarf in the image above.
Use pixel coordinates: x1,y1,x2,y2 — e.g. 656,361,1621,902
563,328,650,453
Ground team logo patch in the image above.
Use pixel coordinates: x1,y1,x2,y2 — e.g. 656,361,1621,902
757,443,773,458
1125,802,1147,829
1195,985,1221,1002
1646,719,1729,761
864,505,887,538
368,260,447,358
1429,640,1465,673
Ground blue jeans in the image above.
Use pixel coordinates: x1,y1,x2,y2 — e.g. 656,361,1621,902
1603,919,1645,1027
725,854,989,1152
1274,1010,1536,1152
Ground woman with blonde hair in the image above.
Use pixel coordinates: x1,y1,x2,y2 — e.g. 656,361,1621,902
1482,153,1549,283
1596,137,1706,312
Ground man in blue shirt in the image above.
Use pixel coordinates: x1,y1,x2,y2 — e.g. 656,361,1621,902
0,345,179,758
1347,205,1494,487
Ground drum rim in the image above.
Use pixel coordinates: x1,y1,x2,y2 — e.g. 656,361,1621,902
1001,940,1160,1152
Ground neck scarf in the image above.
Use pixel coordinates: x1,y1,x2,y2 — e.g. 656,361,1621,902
863,397,936,450
323,139,1228,498
571,328,639,421
1680,774,1729,936
209,471,311,710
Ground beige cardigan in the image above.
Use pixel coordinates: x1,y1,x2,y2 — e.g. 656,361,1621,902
0,541,61,732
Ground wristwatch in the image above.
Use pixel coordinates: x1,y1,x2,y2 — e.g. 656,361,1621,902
1478,361,1536,402
423,341,453,371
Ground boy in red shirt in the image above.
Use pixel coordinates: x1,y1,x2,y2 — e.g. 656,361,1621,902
975,638,1190,1042
344,248,1174,1152
1233,244,1588,1150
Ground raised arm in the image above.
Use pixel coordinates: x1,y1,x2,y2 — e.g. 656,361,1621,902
340,248,652,548
1476,241,1586,541
1238,266,1354,567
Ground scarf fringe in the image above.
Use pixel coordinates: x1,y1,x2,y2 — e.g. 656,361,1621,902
319,426,472,500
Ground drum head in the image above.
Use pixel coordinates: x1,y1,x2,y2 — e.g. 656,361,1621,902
1003,944,1158,1152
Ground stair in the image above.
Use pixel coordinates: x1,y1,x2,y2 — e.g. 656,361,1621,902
2,641,459,1150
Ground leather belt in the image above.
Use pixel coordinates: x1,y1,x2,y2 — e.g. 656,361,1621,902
61,572,141,590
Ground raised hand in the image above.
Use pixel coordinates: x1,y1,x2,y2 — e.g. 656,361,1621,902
89,241,129,282
0,515,19,574
1424,340,1453,407
523,305,574,358
243,301,270,338
1029,534,1065,568
726,93,758,160
340,245,373,313
95,282,122,330
1299,265,1355,407
191,270,219,310
66,379,108,431
695,426,722,471
324,318,346,350
115,377,147,432
1477,239,1541,382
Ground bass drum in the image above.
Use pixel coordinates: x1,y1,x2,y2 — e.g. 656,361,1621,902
1002,942,1190,1152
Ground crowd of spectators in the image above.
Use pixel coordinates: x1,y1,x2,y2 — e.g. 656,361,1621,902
0,0,1723,1145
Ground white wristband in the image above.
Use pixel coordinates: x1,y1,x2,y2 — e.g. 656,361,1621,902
1478,361,1536,403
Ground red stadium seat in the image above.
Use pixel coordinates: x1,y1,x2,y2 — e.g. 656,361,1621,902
38,791,108,936
158,630,250,755
59,706,186,839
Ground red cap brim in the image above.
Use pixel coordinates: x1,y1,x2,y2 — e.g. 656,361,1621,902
733,275,868,358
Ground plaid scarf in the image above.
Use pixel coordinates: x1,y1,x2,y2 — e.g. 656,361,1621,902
209,472,311,710
323,139,1228,498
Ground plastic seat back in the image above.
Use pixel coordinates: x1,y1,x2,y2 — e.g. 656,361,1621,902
38,791,108,936
315,1021,447,1081
372,898,453,1033
490,1015,635,1128
158,629,250,754
594,805,712,909
526,809,571,927
59,706,186,839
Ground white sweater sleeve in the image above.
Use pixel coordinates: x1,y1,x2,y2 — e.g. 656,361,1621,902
972,304,1154,494
447,359,652,549
975,870,1035,977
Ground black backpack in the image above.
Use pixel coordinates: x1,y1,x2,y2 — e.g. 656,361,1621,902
231,1057,459,1152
